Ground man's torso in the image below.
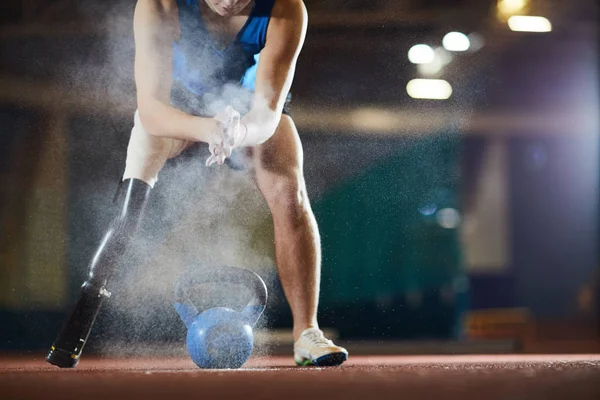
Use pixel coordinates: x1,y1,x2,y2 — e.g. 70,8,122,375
170,0,275,116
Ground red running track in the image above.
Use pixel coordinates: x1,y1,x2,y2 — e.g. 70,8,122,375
1,354,599,400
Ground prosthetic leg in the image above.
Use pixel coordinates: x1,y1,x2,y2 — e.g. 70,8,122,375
46,178,151,368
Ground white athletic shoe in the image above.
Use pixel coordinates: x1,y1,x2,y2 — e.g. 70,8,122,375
293,328,348,367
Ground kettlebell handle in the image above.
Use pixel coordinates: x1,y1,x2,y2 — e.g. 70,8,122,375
174,266,268,328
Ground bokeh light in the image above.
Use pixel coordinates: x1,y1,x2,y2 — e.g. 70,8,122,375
442,32,470,52
419,204,438,216
436,208,462,229
497,0,527,17
508,15,552,32
408,44,435,64
406,79,453,100
417,47,453,76
468,32,485,52
417,57,444,76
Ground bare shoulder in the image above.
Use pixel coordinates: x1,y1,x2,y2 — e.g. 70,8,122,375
271,0,307,26
135,0,179,20
137,0,178,11
134,0,180,38
267,0,307,50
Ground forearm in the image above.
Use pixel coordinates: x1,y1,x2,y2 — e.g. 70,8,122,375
137,97,218,143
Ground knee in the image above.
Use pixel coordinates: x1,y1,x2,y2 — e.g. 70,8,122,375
261,174,310,225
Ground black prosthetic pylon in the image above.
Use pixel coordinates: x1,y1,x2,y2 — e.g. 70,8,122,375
46,178,151,368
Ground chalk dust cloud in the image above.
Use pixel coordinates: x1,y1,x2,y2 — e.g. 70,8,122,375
67,0,282,359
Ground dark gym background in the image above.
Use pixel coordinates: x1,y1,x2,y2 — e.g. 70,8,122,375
0,0,598,356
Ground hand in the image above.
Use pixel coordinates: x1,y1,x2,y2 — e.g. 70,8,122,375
205,105,247,167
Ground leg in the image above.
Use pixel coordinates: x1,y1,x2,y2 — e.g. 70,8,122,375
47,110,182,368
46,178,151,367
253,115,347,366
253,115,318,339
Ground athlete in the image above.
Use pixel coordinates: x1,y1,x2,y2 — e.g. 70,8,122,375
46,0,348,368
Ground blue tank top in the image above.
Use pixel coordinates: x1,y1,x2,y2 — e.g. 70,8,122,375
171,0,275,115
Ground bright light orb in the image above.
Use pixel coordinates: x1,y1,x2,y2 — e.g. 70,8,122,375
498,0,527,16
406,79,452,100
408,44,435,64
442,32,470,52
508,15,552,32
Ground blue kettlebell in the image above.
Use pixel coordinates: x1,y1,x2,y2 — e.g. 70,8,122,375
174,266,267,369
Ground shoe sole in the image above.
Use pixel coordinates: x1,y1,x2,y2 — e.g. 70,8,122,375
296,352,348,367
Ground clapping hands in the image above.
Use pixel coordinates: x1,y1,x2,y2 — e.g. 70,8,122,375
206,105,246,167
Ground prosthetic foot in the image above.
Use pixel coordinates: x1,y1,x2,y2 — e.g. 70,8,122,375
46,178,151,368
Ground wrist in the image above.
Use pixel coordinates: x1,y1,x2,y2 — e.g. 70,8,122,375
192,116,219,143
237,123,248,147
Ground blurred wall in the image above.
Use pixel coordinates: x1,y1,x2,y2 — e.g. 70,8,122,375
0,0,598,349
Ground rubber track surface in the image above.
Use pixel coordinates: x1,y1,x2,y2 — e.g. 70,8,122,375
1,355,599,399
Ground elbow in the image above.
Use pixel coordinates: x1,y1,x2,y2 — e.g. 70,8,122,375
137,107,160,136
137,99,164,136
260,113,282,143
241,123,275,147
255,125,278,145
241,112,281,146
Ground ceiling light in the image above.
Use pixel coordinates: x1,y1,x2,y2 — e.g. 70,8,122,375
508,15,552,32
442,32,470,52
498,0,527,16
406,79,452,100
408,44,435,64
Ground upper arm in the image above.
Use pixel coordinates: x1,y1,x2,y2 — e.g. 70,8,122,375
133,0,180,108
254,0,307,112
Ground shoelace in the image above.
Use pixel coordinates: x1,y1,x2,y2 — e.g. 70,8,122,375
303,330,334,348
